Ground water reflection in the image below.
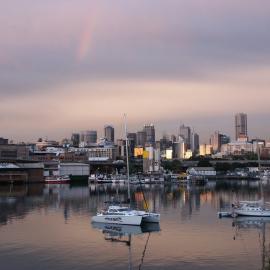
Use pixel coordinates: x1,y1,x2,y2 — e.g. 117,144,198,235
0,181,270,269
92,222,160,270
232,217,270,270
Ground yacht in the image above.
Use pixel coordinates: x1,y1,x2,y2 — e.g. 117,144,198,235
92,205,143,225
233,200,270,217
92,205,160,225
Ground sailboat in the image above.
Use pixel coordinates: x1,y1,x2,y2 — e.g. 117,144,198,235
91,115,160,225
233,148,270,217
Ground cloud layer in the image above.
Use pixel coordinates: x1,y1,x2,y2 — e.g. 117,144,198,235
1,0,270,141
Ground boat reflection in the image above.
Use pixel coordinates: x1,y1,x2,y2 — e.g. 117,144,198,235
233,216,270,229
92,222,160,238
232,217,270,270
92,222,160,269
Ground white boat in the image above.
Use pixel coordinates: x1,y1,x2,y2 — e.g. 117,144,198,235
92,204,160,225
92,205,143,225
233,200,270,217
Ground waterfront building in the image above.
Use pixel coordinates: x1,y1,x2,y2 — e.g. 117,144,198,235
179,124,191,149
187,167,216,177
0,144,30,160
80,130,97,146
0,138,8,145
87,146,117,161
235,113,248,140
136,130,146,147
104,125,114,143
143,124,155,146
0,162,44,183
59,163,90,180
71,133,80,147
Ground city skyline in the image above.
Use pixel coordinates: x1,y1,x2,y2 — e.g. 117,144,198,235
1,1,270,141
2,112,270,145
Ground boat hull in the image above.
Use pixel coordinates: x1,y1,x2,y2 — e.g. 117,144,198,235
235,210,270,217
91,215,142,225
141,213,160,223
45,180,70,184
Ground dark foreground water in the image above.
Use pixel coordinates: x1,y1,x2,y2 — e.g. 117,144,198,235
0,181,270,270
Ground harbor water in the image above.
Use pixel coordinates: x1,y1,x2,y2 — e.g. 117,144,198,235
0,180,270,270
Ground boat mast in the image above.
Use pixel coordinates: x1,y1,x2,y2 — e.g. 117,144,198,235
124,114,131,203
258,146,264,205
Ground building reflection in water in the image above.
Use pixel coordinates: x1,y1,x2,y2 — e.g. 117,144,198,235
0,181,270,270
232,217,270,270
0,180,269,227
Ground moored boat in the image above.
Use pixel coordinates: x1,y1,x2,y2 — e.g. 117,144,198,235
45,175,70,184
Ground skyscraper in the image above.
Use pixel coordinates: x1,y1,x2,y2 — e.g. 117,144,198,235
191,132,199,153
71,133,80,147
80,130,97,145
143,124,155,146
104,125,114,143
136,131,146,147
210,131,230,153
179,124,191,148
127,133,137,157
235,113,248,140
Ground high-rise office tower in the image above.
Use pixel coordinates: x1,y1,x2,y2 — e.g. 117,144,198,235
80,130,97,145
143,124,155,146
235,113,248,140
136,131,146,147
220,134,230,145
210,131,230,153
160,135,172,151
191,132,199,153
127,133,137,157
104,125,114,143
210,131,221,153
179,124,191,148
71,133,80,147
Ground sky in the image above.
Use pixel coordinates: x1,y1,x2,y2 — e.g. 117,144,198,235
1,0,270,143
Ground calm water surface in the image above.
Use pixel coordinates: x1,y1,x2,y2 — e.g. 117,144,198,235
0,181,270,270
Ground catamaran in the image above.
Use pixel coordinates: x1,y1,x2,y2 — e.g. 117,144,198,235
91,115,160,225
